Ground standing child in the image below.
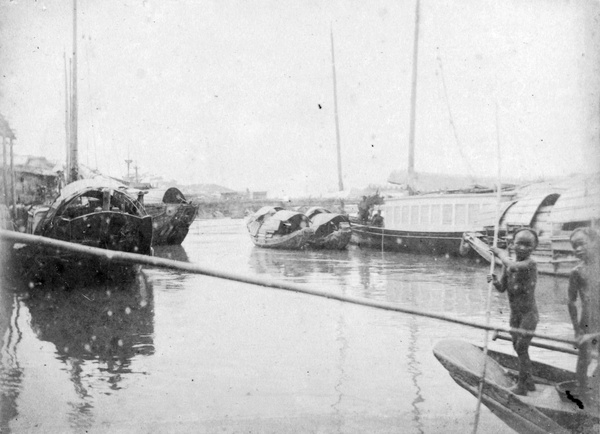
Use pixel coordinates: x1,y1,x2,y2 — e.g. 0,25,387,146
567,227,600,407
487,227,539,396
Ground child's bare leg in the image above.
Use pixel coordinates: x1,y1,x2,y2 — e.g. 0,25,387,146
577,341,591,402
511,312,538,395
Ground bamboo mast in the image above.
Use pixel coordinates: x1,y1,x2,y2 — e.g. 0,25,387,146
68,0,78,183
330,26,344,192
2,138,7,207
407,0,421,193
9,138,16,214
64,52,71,180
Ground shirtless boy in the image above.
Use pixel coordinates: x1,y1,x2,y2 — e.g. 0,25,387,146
567,227,600,406
487,228,539,396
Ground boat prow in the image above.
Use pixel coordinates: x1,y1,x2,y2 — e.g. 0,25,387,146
433,340,598,434
142,187,199,246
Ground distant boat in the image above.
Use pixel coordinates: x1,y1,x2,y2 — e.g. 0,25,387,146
142,187,199,246
434,340,598,434
246,206,314,250
305,207,351,250
462,174,600,276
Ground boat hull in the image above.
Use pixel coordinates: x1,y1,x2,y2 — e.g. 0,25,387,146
308,228,352,250
350,223,469,256
13,243,142,286
249,227,314,250
433,340,598,434
42,211,153,255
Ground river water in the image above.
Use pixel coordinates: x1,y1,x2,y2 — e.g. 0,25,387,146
0,218,577,433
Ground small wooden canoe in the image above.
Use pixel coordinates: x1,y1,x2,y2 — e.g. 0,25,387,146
433,340,599,434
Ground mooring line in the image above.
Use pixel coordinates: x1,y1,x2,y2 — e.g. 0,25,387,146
0,229,582,348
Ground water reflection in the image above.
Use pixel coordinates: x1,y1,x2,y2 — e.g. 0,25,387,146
25,272,154,374
16,271,154,428
0,277,22,434
248,246,352,284
0,220,576,432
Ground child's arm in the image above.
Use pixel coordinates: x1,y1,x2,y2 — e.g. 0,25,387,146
567,270,582,337
487,267,506,292
490,246,533,272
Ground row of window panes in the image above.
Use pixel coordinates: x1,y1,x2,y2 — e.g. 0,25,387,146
391,203,481,226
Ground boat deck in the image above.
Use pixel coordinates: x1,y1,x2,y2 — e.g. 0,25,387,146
518,384,579,413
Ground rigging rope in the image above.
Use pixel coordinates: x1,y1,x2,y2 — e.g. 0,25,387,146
436,52,476,183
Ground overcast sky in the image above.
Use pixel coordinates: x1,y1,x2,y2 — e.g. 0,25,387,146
1,0,599,197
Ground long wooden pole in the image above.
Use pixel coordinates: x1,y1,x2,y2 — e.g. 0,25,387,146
472,103,503,434
69,0,78,183
330,26,344,192
407,0,420,192
64,51,71,177
2,138,8,207
9,138,16,215
0,228,583,348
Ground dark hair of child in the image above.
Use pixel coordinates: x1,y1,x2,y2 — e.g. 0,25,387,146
513,227,539,248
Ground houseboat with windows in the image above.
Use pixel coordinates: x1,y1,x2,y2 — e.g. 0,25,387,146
462,173,600,276
351,187,515,255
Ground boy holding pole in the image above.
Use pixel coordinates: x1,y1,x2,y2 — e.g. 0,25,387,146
488,227,539,395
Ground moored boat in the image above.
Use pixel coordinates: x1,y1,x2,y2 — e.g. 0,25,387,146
305,207,351,250
351,188,515,255
434,340,598,434
246,206,313,249
346,0,517,257
461,174,600,276
142,187,199,246
17,178,153,284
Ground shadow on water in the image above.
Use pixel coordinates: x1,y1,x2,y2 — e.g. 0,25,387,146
153,244,190,263
0,263,155,432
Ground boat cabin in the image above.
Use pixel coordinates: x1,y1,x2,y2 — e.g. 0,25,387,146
381,192,514,234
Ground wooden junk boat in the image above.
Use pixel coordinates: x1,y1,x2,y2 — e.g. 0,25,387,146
20,178,153,283
461,173,600,276
246,206,314,250
434,340,599,434
141,187,199,246
305,206,351,250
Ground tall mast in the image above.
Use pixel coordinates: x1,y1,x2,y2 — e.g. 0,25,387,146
407,0,420,193
69,0,78,183
64,52,71,178
330,26,344,192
